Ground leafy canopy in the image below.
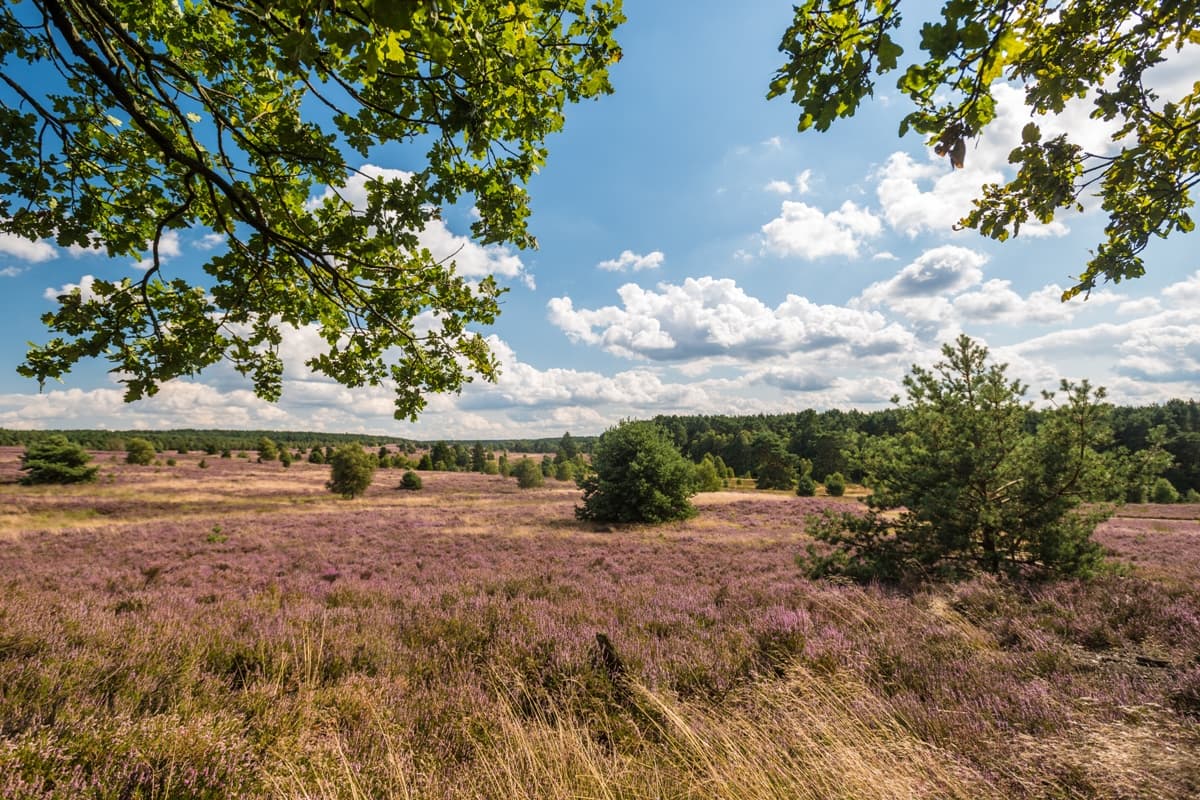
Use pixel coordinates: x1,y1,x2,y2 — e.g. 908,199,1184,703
576,420,696,524
5,0,623,418
803,335,1121,581
770,0,1200,298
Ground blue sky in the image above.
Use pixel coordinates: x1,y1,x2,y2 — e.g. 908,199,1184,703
1,1,1198,438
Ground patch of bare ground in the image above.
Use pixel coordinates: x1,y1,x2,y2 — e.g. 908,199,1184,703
0,449,1198,798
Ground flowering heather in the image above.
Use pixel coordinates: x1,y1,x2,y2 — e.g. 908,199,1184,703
0,449,1198,798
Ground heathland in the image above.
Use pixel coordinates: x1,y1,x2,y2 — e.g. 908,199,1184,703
1,448,1198,798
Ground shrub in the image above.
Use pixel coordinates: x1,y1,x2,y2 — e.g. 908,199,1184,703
513,457,544,489
166,458,177,467
824,472,846,497
554,460,575,482
19,435,99,485
308,448,325,464
125,437,156,465
802,336,1114,581
220,448,232,459
1152,477,1180,504
483,460,499,475
576,420,697,524
417,453,433,470
326,445,376,499
795,471,817,497
257,437,278,462
279,450,292,468
400,470,423,490
198,458,209,469
694,456,723,492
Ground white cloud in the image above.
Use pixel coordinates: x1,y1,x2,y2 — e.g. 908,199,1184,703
760,200,882,259
548,277,914,363
860,245,988,304
0,232,56,263
134,230,182,270
43,274,98,304
596,249,665,272
793,169,812,194
763,169,813,196
197,233,226,250
0,266,25,277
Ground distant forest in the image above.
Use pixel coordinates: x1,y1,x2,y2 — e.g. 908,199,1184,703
3,398,1198,493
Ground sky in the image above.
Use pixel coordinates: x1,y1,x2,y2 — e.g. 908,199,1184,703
0,1,1198,439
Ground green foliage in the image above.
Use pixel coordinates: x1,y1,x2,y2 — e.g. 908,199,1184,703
824,472,846,497
513,458,545,489
125,437,156,466
417,453,434,471
257,437,278,462
770,0,1200,296
694,455,724,493
11,1,625,418
795,471,817,497
279,450,292,468
555,431,580,463
802,336,1116,582
1152,477,1181,504
554,460,575,482
576,420,697,524
754,432,796,490
400,470,423,491
470,442,486,472
326,445,376,499
307,448,325,465
19,435,99,485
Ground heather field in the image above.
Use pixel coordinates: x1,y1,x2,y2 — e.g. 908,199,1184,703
1,448,1199,799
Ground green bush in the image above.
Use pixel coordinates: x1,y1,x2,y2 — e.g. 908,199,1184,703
1152,477,1180,504
795,471,816,497
694,456,723,492
308,448,325,464
257,436,278,462
824,472,846,497
125,437,156,465
576,420,697,524
400,470,422,490
326,445,376,499
19,435,99,485
513,457,544,489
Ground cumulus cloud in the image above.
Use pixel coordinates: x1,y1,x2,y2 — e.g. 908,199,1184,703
859,245,988,304
760,200,882,259
0,231,57,263
134,230,182,270
548,277,914,363
763,170,812,196
597,249,665,272
1,266,25,277
43,274,99,303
